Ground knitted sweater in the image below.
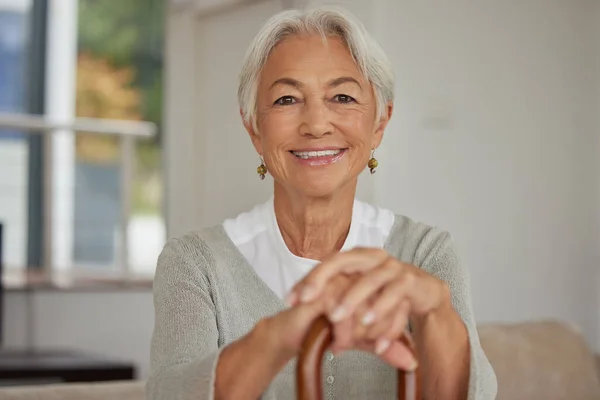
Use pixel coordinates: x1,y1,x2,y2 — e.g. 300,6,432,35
147,213,498,399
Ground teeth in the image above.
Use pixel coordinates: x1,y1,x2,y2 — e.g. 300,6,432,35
292,149,341,159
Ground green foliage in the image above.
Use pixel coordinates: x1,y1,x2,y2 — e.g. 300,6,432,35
77,0,165,128
77,0,166,215
143,71,163,129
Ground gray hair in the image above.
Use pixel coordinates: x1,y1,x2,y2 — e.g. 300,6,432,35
237,6,395,129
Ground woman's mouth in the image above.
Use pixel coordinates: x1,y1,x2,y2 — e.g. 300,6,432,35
290,148,347,166
291,149,342,159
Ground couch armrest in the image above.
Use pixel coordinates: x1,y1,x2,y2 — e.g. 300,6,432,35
479,321,600,399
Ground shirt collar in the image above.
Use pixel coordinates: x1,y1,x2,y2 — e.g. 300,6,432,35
263,196,361,273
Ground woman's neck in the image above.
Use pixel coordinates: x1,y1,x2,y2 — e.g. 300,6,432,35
273,183,356,261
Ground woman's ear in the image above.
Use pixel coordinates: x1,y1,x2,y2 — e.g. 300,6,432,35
241,109,263,155
372,102,393,148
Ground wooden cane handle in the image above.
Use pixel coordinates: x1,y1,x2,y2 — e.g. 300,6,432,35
296,315,420,400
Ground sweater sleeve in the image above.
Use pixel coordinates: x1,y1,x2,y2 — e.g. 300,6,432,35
417,230,498,400
146,235,222,400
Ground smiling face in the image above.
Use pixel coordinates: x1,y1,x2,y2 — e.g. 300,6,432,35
244,33,392,199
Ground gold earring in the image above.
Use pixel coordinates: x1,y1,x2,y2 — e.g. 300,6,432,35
257,157,267,180
368,150,378,174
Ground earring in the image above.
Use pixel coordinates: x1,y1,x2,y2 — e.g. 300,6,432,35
257,157,267,180
368,149,378,174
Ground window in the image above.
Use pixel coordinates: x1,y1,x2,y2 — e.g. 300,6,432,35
74,0,166,276
0,0,33,271
0,0,166,279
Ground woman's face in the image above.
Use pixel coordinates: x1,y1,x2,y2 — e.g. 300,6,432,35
245,33,392,198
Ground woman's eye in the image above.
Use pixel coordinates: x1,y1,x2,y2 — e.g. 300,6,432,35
274,96,297,105
334,94,356,103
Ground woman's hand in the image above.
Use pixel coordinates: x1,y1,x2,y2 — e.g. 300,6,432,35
216,274,357,400
285,248,450,370
260,274,357,363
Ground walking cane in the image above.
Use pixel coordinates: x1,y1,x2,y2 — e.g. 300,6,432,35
297,315,420,400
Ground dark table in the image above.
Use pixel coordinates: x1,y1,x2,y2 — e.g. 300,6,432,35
0,349,135,386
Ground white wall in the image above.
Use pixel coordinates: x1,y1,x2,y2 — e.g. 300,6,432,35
372,0,599,348
164,0,282,237
165,0,600,350
4,291,155,379
594,0,600,348
191,0,284,228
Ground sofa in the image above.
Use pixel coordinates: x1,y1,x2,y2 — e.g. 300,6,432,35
1,320,599,400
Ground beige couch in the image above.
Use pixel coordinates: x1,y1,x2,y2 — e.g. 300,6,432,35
1,320,599,400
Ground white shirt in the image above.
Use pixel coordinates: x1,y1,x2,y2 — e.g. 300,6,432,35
222,198,396,299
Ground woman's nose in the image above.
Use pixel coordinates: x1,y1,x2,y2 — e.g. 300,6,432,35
300,100,333,138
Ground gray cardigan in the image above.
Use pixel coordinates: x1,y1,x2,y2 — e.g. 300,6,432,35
147,214,498,399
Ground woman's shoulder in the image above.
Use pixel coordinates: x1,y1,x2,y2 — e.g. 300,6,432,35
357,200,449,243
380,209,455,268
383,213,468,284
154,225,234,282
389,213,451,243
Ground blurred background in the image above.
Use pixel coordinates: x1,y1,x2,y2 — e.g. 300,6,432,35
0,0,598,396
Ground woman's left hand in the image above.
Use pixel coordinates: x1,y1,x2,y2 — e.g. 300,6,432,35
286,248,450,369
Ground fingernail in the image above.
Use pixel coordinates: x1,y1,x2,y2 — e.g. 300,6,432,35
330,306,347,322
407,358,419,372
375,339,391,354
361,311,376,325
300,285,316,302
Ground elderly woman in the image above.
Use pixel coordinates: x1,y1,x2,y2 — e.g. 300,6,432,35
148,6,497,400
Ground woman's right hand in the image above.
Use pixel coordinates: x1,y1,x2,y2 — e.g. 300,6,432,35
260,274,357,363
216,274,358,400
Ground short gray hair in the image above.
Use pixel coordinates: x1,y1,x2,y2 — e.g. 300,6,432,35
237,6,395,128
